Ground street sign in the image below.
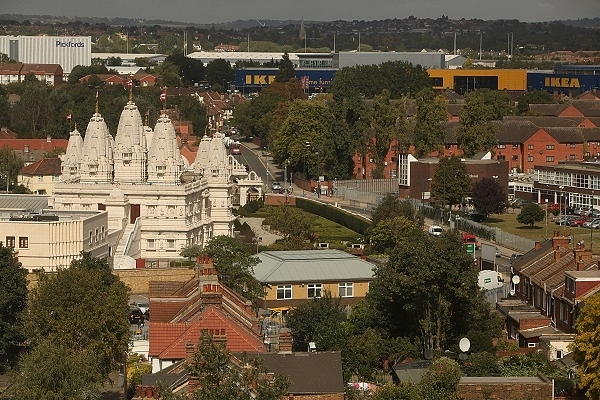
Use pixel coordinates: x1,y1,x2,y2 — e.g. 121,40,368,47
465,243,475,255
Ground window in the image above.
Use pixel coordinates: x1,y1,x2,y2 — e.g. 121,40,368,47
566,278,575,293
339,282,354,297
528,156,534,162
546,156,555,162
167,239,175,249
569,154,576,161
512,155,519,161
276,285,292,300
307,284,322,298
38,175,43,182
19,237,28,248
5,236,15,248
528,144,534,150
89,231,92,244
556,350,563,359
497,144,506,149
546,144,555,150
497,155,506,161
52,175,60,182
147,239,155,249
570,144,576,148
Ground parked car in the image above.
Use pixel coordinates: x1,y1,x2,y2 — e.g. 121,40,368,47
134,302,149,315
547,203,562,212
271,182,282,191
512,198,531,208
555,215,576,225
510,253,523,264
495,247,502,257
570,216,588,227
468,211,486,222
428,225,443,236
128,308,145,324
584,218,600,229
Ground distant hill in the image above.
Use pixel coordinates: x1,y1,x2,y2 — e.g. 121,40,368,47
561,18,600,28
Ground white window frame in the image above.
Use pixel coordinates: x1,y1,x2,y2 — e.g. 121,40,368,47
307,283,322,299
338,282,354,298
276,285,292,300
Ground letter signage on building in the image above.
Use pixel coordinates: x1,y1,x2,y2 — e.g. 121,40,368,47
544,77,580,88
56,41,85,48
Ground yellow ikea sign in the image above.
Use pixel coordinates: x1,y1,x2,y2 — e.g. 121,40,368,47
544,77,580,88
244,75,277,85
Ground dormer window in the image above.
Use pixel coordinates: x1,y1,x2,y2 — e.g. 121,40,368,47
566,277,575,293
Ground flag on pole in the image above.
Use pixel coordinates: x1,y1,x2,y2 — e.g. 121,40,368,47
127,78,133,87
160,92,167,102
66,113,72,120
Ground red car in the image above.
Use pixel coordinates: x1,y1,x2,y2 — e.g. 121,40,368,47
570,216,588,227
547,203,562,212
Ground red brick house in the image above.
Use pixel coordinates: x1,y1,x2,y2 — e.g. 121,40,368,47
510,232,600,336
148,256,267,373
0,63,62,85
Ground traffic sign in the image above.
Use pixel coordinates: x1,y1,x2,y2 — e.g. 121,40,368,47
465,243,475,255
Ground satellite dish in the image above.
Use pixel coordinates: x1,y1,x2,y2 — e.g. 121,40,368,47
459,352,469,361
424,349,434,360
459,337,471,353
512,275,521,285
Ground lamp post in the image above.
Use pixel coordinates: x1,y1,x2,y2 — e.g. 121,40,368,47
316,151,320,198
559,186,565,229
304,142,311,178
264,147,269,192
592,190,595,252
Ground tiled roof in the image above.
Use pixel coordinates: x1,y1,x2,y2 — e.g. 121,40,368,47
179,145,197,165
446,103,464,116
504,116,581,127
250,351,345,394
20,64,62,74
494,120,541,143
150,306,265,359
571,100,600,117
0,138,68,152
529,103,568,116
545,127,600,143
20,157,61,176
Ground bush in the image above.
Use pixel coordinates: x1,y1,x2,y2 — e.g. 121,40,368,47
296,197,371,235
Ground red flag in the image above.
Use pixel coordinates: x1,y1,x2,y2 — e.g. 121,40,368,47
66,113,72,120
160,92,167,102
127,78,133,87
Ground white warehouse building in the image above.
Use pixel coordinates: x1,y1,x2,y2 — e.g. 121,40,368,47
0,35,91,74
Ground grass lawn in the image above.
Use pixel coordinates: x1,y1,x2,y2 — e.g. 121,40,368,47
485,209,599,250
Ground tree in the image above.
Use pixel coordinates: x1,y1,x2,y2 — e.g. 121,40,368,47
368,216,420,254
456,89,511,158
572,293,600,400
205,58,234,88
471,177,506,217
176,95,208,134
184,332,291,400
432,156,472,208
21,253,131,382
180,244,203,261
371,194,416,226
369,382,419,400
367,232,497,353
413,88,448,158
0,147,24,192
262,204,316,246
203,235,262,302
8,338,104,400
286,292,347,352
365,90,409,178
516,90,555,115
0,243,27,371
516,203,545,227
275,52,296,82
461,351,501,377
418,357,461,400
9,85,52,137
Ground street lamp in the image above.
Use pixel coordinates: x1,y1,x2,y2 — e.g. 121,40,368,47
559,186,565,229
304,142,311,178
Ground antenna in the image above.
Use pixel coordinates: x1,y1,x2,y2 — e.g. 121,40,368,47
255,19,266,27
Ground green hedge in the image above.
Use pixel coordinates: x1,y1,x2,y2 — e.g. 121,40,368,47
296,197,371,235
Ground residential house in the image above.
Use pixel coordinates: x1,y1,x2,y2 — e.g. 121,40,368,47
252,249,376,310
510,232,600,335
0,63,63,85
148,255,267,373
136,349,345,400
18,157,61,195
0,136,68,165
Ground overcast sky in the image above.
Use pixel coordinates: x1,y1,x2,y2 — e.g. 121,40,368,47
3,0,599,24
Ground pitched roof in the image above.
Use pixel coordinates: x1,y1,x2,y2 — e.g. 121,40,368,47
253,249,376,283
20,157,61,176
529,103,569,116
150,306,265,359
0,138,68,152
545,127,600,143
20,64,62,74
494,120,541,143
251,351,345,394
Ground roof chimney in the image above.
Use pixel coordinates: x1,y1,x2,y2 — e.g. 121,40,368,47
535,241,541,250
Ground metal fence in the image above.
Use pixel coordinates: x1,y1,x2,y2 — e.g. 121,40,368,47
410,198,535,254
334,179,398,207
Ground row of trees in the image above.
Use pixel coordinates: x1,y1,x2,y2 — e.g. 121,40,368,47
233,59,555,180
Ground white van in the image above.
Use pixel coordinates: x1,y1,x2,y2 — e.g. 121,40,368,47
428,225,443,236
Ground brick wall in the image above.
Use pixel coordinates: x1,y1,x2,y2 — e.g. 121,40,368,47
115,268,195,295
457,376,553,400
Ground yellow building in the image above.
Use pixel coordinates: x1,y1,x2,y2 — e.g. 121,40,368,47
427,69,528,94
18,158,61,195
253,249,375,310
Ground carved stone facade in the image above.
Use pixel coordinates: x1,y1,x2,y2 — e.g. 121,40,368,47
53,100,262,267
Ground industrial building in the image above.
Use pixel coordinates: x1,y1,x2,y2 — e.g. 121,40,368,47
0,35,91,74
